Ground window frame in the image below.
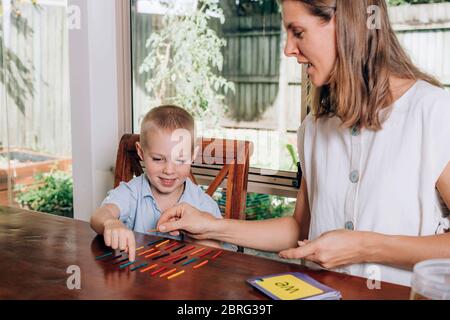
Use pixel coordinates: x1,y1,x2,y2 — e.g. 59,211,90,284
121,2,310,199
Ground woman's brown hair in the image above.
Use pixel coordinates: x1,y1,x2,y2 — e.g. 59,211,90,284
283,0,442,130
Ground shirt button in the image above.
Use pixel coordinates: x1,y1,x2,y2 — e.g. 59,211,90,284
351,126,360,136
345,221,355,230
349,170,360,183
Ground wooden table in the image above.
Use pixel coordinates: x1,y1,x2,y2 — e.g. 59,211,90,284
0,206,411,300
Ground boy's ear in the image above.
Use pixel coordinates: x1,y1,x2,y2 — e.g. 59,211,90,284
136,142,144,161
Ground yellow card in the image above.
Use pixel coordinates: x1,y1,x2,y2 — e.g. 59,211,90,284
256,274,324,300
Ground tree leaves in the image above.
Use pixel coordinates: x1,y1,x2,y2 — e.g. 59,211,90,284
139,0,235,123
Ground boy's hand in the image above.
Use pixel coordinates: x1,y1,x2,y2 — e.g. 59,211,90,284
103,219,136,262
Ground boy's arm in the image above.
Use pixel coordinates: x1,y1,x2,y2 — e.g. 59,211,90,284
90,204,120,235
90,204,137,262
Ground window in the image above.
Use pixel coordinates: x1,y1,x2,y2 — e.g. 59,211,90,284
0,0,73,217
130,0,302,209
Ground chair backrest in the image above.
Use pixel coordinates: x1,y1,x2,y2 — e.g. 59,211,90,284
114,134,253,220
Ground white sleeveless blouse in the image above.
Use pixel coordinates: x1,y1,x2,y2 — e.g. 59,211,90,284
297,80,450,286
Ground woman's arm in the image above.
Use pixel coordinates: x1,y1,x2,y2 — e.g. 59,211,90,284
158,178,311,252
280,162,450,270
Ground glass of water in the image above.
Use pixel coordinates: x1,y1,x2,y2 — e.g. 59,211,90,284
410,259,450,300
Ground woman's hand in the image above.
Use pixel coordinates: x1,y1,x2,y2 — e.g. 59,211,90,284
157,202,219,239
279,230,378,269
103,219,136,262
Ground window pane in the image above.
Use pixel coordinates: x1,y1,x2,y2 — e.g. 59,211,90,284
131,0,301,173
0,0,73,217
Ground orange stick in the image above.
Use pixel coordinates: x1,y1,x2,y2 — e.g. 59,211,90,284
199,249,213,258
140,263,158,273
163,242,178,251
136,246,145,252
145,250,161,258
162,254,183,263
193,260,209,269
138,248,156,256
155,239,170,248
211,250,224,260
167,270,185,280
150,266,167,276
190,248,206,256
178,245,196,255
159,268,177,278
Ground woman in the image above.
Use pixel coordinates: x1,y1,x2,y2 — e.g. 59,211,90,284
156,0,450,286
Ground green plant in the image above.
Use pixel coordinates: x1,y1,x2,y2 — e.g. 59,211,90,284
286,143,299,171
15,170,73,217
246,193,295,220
139,0,235,122
216,190,295,220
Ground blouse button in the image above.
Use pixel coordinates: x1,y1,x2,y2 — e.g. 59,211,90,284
345,221,355,230
350,170,360,183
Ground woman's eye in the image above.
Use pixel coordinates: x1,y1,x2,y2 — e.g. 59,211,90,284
152,158,163,162
293,30,304,39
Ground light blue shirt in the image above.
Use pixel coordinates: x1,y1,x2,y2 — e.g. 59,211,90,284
101,174,223,239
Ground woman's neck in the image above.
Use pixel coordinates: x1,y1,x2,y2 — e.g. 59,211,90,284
389,76,417,103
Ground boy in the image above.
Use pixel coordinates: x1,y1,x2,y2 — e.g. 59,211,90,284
90,105,225,261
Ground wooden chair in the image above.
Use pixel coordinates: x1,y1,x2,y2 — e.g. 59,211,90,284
114,134,253,221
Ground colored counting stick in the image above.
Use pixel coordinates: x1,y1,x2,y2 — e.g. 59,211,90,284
140,264,158,273
151,266,168,276
177,246,196,255
112,258,129,265
146,239,166,246
181,258,198,266
211,250,224,260
119,261,135,269
190,248,206,256
105,254,123,261
173,256,188,264
171,244,186,252
155,239,171,248
144,250,161,258
130,262,148,271
138,248,156,256
193,260,209,269
167,270,185,280
159,268,177,278
163,242,178,251
152,253,170,261
199,249,213,258
95,252,113,260
162,254,183,263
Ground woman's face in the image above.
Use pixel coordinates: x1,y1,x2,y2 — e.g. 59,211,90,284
282,0,337,87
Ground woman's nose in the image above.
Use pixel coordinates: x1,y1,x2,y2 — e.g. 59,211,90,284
284,36,299,58
284,37,308,63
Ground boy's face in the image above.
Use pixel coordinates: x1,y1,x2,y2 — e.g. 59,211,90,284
136,128,195,196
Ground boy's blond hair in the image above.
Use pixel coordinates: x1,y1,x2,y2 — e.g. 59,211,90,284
140,105,196,152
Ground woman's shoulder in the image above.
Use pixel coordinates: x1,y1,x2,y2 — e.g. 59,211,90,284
407,80,450,115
